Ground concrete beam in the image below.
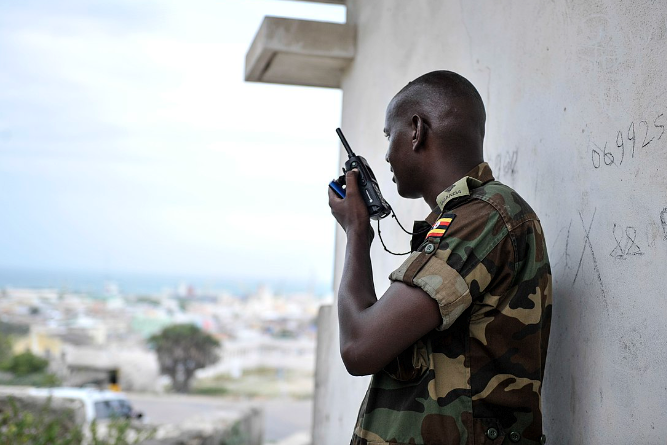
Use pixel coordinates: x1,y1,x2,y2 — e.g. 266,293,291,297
245,17,355,89
278,0,345,3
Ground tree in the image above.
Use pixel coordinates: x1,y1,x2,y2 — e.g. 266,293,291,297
147,324,220,393
0,351,49,376
0,335,12,368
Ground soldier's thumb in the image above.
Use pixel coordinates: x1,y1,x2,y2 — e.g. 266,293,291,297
345,169,360,195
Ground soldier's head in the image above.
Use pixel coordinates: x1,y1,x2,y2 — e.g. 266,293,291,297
384,70,486,200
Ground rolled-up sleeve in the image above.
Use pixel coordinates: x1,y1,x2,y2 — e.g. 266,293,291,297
388,199,512,331
389,252,471,331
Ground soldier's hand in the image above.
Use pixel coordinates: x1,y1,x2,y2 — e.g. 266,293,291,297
328,169,374,243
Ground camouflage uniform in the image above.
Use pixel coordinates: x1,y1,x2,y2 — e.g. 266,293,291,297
351,163,552,445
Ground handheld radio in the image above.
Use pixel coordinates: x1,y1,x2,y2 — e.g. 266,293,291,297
329,128,392,220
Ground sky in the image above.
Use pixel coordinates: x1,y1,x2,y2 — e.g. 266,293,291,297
0,0,346,287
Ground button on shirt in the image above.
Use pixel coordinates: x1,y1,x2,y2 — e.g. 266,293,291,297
351,162,552,445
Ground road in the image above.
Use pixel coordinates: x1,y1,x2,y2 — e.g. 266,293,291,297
127,393,312,443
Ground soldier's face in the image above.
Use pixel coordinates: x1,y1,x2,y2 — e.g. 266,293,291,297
384,99,420,199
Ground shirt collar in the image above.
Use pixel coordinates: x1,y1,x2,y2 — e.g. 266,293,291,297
412,163,494,249
434,162,495,211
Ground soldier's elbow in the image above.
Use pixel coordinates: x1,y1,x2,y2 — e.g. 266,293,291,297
341,342,377,376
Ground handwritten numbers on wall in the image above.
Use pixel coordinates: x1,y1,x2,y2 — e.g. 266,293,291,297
610,224,644,259
606,209,666,260
494,150,518,180
590,112,665,169
591,141,610,168
654,113,665,142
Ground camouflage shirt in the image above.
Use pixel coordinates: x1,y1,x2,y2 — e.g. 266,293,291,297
351,163,552,445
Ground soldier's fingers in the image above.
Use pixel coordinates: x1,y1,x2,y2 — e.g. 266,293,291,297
345,169,360,195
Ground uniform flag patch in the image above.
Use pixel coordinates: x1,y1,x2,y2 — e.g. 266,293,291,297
426,215,456,239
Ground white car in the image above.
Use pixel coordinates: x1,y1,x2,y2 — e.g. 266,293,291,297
28,387,143,424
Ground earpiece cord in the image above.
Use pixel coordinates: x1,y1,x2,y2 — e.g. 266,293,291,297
391,208,429,235
377,219,411,256
376,209,430,256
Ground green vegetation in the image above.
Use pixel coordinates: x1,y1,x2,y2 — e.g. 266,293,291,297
0,397,82,445
193,367,314,399
1,351,48,376
190,386,229,396
221,421,247,445
0,335,11,368
89,418,155,445
147,323,220,393
0,397,155,445
0,337,61,387
0,372,60,387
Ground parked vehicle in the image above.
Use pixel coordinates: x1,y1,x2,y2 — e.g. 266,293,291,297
28,387,143,424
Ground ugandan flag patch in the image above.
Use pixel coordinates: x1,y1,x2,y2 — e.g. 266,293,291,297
425,214,456,240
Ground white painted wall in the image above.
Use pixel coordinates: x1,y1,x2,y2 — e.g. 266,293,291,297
316,1,667,444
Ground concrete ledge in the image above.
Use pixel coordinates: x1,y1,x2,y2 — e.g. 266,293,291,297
142,407,263,445
245,17,355,88
278,0,345,3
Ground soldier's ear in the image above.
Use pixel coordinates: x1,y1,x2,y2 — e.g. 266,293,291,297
411,114,426,151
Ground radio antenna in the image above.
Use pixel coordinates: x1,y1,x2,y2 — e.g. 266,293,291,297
336,128,356,157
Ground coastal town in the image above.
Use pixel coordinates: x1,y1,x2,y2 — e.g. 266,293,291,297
0,280,331,443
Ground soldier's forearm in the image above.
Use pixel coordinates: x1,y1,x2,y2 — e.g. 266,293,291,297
337,226,377,374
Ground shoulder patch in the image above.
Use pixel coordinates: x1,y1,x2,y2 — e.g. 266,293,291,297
425,214,456,240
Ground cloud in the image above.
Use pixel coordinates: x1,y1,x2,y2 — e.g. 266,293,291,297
0,0,345,285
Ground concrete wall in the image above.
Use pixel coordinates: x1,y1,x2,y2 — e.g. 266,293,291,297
312,304,370,445
63,345,161,392
317,1,667,444
142,406,263,445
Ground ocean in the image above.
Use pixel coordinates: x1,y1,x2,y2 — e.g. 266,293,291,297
0,267,332,297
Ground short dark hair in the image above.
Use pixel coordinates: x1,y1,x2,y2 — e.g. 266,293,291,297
395,70,486,139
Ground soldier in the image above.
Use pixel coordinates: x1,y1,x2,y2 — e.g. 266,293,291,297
328,70,552,445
